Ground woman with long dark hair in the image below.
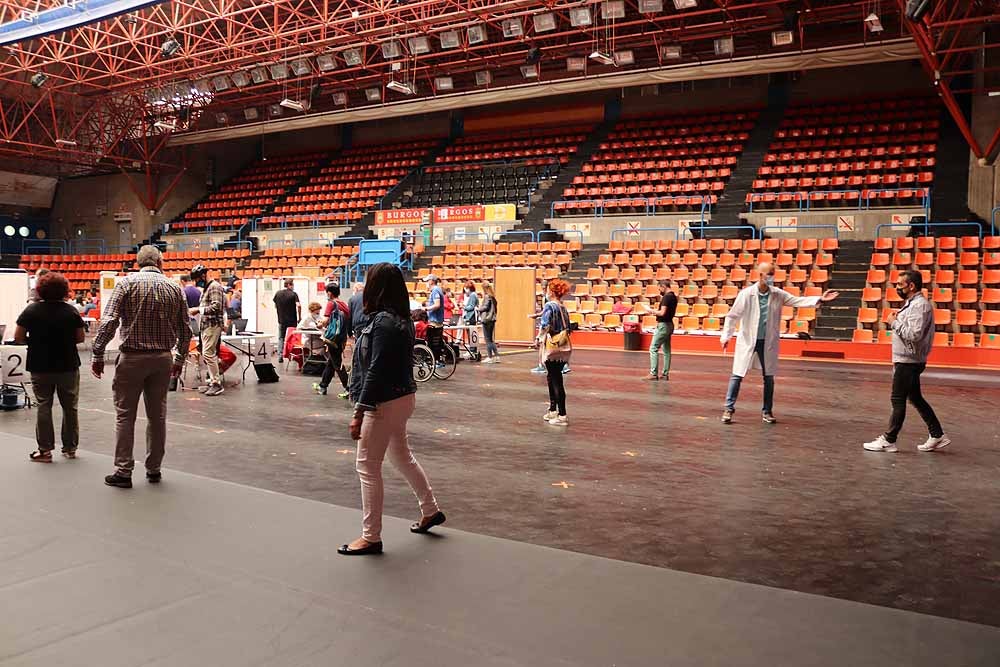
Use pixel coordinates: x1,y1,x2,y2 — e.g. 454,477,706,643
339,263,445,556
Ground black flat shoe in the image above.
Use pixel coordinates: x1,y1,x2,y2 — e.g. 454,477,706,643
146,471,162,483
104,474,132,488
337,541,383,556
410,511,446,534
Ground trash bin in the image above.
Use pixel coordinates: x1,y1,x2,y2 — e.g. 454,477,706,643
623,321,642,351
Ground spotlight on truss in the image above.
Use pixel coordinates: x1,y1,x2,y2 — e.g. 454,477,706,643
567,57,586,72
215,113,228,125
468,24,487,45
290,59,311,76
439,30,460,49
672,0,697,8
475,70,491,86
231,71,250,87
660,45,682,60
244,108,259,120
569,7,592,27
160,38,180,57
714,37,734,55
434,76,453,91
533,13,556,32
29,72,48,87
55,138,77,146
408,36,431,54
365,87,382,101
639,0,663,12
771,30,794,46
316,54,337,72
864,12,884,33
332,91,348,105
250,67,268,84
342,48,363,66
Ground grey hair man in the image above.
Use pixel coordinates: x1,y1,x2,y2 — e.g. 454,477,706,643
92,245,192,488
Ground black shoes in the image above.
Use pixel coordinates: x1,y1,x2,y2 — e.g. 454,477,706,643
410,511,447,534
104,474,132,488
146,471,162,483
337,541,384,556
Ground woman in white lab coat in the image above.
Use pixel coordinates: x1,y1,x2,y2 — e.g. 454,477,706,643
720,262,838,424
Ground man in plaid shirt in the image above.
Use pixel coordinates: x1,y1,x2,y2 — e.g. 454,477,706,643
92,245,191,489
189,265,227,396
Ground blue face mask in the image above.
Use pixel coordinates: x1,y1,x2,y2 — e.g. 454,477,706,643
764,275,774,287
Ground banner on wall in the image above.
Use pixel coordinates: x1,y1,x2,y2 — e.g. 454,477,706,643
836,215,855,233
375,208,430,225
562,222,591,238
764,216,798,232
376,204,516,225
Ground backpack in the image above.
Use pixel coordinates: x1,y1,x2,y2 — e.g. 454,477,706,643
322,306,347,348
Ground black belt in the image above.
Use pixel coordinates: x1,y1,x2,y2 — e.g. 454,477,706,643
119,348,172,354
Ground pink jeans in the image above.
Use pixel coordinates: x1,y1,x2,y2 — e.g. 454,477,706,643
356,393,439,542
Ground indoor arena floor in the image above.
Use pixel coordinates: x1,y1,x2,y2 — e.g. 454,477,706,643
1,348,999,665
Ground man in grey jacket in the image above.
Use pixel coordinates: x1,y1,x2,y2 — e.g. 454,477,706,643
864,270,950,453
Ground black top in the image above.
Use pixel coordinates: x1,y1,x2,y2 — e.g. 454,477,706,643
348,291,368,335
349,311,417,410
16,301,85,373
273,288,300,324
657,292,678,323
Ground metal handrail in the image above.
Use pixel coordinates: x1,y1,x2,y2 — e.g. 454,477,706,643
423,156,560,172
748,191,804,212
68,239,107,254
874,220,983,239
609,227,680,242
21,240,67,255
217,240,254,253
760,224,838,240
551,199,603,217
684,223,758,240
804,190,864,211
491,230,535,242
537,229,584,244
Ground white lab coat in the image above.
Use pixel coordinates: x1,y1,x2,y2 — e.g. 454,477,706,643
720,285,821,378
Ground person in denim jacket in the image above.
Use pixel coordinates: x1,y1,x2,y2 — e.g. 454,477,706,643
340,263,445,555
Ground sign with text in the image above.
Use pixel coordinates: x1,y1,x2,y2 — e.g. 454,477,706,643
765,216,799,232
891,214,912,225
374,208,431,225
1,346,28,384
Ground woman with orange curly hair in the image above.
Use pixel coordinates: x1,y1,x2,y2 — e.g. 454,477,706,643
536,278,573,426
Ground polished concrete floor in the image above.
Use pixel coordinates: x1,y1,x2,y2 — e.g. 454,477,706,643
3,436,999,667
1,348,999,640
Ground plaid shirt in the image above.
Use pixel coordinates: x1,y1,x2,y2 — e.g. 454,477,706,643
92,266,192,364
199,279,226,329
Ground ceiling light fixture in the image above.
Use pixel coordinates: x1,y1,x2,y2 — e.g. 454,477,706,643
250,67,268,84
434,76,453,91
212,74,230,91
29,72,48,87
316,54,337,72
269,104,282,117
502,18,523,38
153,120,176,131
439,30,460,49
864,12,884,33
244,108,259,120
639,0,663,12
520,64,538,78
343,48,363,66
231,71,250,87
567,57,586,72
279,98,305,111
365,87,381,101
533,13,557,32
408,36,430,54
386,79,414,95
714,37,734,55
614,50,634,65
214,113,228,125
467,24,487,44
290,59,311,76
475,70,491,86
269,63,289,80
672,0,697,8
771,30,794,46
660,45,682,60
569,7,592,27
589,50,615,66
332,92,348,105
160,38,180,57
381,41,402,59
55,138,77,146
602,1,625,20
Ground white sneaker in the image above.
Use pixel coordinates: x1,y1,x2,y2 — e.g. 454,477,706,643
918,434,951,452
863,435,897,453
543,410,558,421
547,415,568,426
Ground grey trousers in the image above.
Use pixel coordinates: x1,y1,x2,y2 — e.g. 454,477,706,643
31,370,80,453
113,351,173,476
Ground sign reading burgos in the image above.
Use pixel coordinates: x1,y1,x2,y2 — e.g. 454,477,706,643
374,208,430,224
375,204,516,225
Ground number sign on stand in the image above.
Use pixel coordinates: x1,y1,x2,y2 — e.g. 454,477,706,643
1,346,28,385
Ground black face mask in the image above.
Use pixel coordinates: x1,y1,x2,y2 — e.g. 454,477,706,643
896,286,910,300
196,279,207,288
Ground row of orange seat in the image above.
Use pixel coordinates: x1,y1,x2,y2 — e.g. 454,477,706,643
853,330,1000,348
